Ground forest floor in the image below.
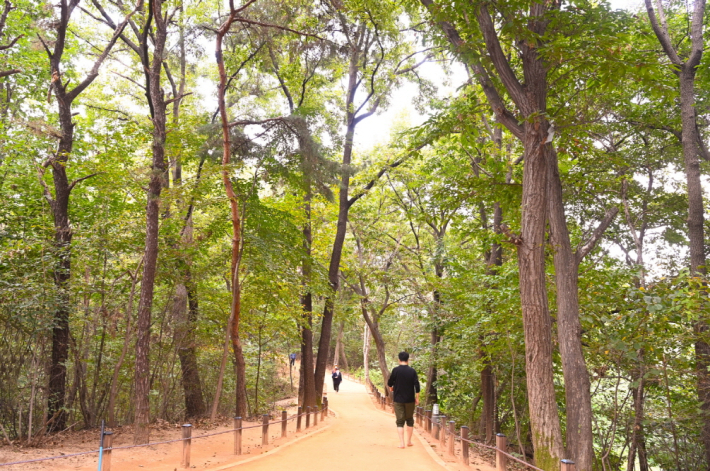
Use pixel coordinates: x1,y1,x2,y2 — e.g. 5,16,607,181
0,378,497,471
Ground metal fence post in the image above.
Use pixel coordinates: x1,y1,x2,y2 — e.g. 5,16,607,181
496,433,507,471
101,431,113,471
181,424,192,469
305,406,311,429
234,417,242,455
461,426,470,466
296,407,302,432
281,410,288,438
262,414,269,446
448,421,455,457
561,459,576,471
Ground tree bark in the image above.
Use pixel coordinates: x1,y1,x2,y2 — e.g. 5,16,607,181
299,191,317,408
517,132,565,471
173,282,206,419
134,0,169,444
480,360,495,444
363,324,371,381
314,121,355,402
644,0,710,462
546,150,594,471
334,321,344,368
43,0,126,433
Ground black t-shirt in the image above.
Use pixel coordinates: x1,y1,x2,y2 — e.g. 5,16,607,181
387,365,421,403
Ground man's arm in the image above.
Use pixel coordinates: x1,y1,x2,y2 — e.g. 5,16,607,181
387,369,396,391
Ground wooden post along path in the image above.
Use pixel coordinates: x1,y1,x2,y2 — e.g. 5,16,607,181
234,417,242,455
181,424,192,469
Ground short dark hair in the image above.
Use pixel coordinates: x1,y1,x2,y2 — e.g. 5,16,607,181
398,351,410,362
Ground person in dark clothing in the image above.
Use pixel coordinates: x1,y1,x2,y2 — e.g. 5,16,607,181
331,366,343,392
387,351,420,448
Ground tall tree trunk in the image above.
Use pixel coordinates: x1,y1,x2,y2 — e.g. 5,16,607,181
314,121,355,402
216,10,248,420
134,0,169,444
547,150,594,471
517,125,565,470
299,194,317,408
173,282,206,418
627,352,649,471
334,321,344,367
43,0,126,433
680,67,710,466
363,324,370,381
644,1,709,462
339,338,349,371
425,326,439,406
480,359,495,444
361,310,390,393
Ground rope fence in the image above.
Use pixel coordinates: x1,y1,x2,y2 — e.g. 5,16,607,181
0,397,330,470
362,376,576,471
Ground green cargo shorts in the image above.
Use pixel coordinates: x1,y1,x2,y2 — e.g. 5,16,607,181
394,402,415,427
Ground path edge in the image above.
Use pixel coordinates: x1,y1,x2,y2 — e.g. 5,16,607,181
209,409,338,471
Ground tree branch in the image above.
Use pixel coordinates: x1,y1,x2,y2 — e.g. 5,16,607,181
575,206,619,263
69,172,103,192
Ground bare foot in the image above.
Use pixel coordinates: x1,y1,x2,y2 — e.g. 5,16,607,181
407,443,414,447
397,445,406,449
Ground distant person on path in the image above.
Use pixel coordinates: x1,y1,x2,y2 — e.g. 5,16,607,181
332,366,343,392
387,351,420,449
289,352,297,367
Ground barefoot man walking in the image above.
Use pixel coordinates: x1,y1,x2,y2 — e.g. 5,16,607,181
387,351,420,448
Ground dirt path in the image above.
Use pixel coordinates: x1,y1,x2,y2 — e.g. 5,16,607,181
0,377,496,471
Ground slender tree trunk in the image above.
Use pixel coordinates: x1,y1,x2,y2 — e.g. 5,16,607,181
547,150,595,471
174,282,206,418
216,12,248,419
108,269,138,426
517,125,565,470
314,121,356,402
361,313,390,392
210,314,232,420
480,360,495,444
134,0,169,444
425,326,439,406
334,321,344,367
339,336,349,371
627,352,649,471
299,194,317,408
363,324,370,381
679,68,710,466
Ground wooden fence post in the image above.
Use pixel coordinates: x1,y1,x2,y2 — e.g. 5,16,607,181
447,421,455,457
305,406,311,429
262,415,269,446
439,415,447,448
496,433,507,471
314,405,319,426
101,431,113,471
433,417,440,440
425,409,431,434
561,459,576,471
296,407,302,432
181,424,192,469
324,397,329,417
321,401,326,421
234,417,242,455
281,410,288,438
460,426,469,466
